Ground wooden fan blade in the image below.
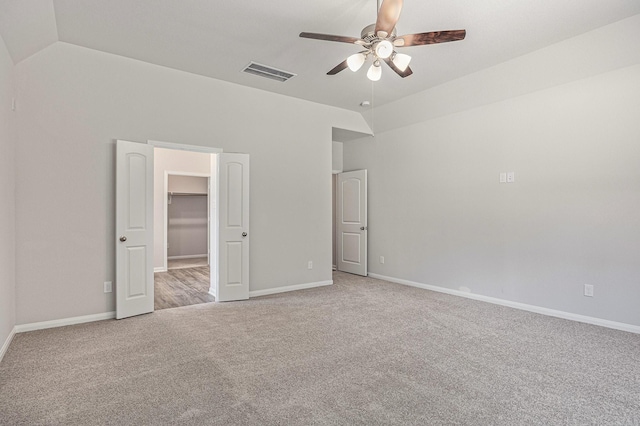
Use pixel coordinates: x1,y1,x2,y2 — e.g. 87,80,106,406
299,32,362,44
327,60,349,75
383,58,413,78
397,30,466,47
375,0,403,36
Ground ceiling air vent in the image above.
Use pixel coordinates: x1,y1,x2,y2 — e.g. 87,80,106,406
242,62,296,82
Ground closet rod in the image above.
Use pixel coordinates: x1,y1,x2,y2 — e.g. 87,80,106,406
168,192,207,196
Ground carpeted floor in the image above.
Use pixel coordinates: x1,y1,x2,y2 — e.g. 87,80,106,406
1,272,639,425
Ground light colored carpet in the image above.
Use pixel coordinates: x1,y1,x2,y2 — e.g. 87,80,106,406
1,272,639,425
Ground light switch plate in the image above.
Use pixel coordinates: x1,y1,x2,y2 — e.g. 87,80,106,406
499,173,507,183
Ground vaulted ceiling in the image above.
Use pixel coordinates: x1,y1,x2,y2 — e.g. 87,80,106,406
1,0,639,112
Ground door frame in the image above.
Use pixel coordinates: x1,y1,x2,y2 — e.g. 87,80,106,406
163,171,211,272
116,140,251,319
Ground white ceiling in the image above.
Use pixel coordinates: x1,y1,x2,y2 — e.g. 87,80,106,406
1,0,639,112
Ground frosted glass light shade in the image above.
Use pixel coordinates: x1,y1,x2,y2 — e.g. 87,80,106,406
374,40,393,59
392,53,411,72
346,53,366,72
367,62,382,81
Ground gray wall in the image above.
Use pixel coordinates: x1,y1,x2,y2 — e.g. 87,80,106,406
344,17,640,326
13,42,370,325
167,195,208,258
0,34,15,351
168,176,208,258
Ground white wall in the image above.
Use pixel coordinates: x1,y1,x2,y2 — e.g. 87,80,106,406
0,35,16,352
332,141,343,173
331,142,343,268
332,174,337,269
344,18,640,327
154,148,210,269
168,175,208,194
13,42,370,324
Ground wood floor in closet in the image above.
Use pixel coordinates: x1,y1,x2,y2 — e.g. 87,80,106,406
154,266,214,310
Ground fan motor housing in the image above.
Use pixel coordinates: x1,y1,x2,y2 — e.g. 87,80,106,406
360,23,397,43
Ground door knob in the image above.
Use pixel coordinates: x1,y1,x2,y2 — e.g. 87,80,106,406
119,236,127,242
360,226,367,231
242,232,247,237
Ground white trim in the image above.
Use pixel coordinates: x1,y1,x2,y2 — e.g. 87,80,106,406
332,265,337,271
368,273,640,335
154,267,167,273
249,280,333,298
14,312,116,333
167,254,208,260
0,327,17,363
148,140,223,154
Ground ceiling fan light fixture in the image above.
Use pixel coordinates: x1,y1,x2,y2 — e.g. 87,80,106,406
346,53,366,72
392,52,412,72
374,40,393,59
367,61,382,81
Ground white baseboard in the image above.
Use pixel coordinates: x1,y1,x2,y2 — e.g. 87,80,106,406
368,273,640,335
0,327,17,363
249,280,333,298
167,254,208,260
154,267,167,273
15,312,116,334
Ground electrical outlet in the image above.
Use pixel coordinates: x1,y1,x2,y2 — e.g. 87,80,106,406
308,261,313,270
584,284,594,297
104,281,113,293
507,172,515,183
380,256,385,264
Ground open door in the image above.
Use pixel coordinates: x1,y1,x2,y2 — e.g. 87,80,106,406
116,140,154,319
337,170,367,276
216,153,250,302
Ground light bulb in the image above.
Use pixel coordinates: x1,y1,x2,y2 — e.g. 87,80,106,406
374,40,393,59
392,53,411,72
346,53,366,72
367,61,382,81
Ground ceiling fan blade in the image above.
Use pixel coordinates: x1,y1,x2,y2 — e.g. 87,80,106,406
383,58,413,78
299,32,362,44
397,30,466,47
327,60,349,75
375,0,403,36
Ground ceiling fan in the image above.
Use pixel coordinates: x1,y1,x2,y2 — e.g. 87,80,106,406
299,0,465,81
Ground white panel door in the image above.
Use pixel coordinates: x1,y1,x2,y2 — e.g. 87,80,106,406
337,170,367,276
116,140,154,319
216,153,250,302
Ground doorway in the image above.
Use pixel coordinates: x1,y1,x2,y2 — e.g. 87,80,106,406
334,170,368,277
155,173,212,310
115,140,251,319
